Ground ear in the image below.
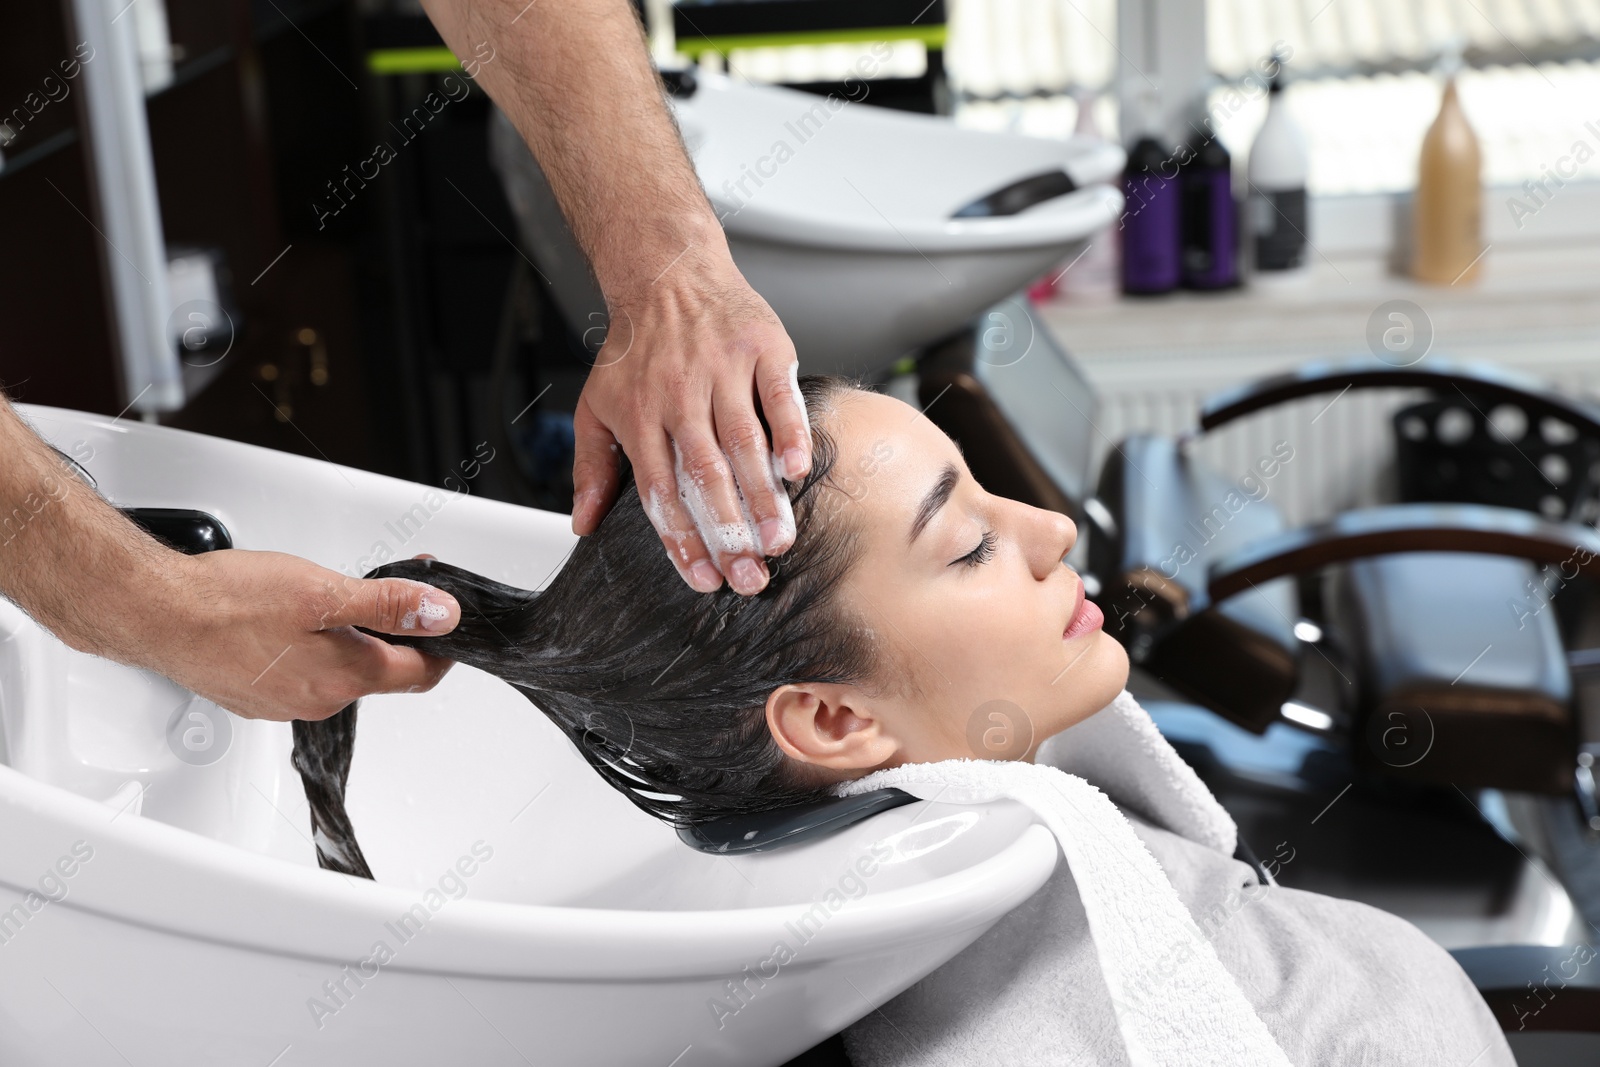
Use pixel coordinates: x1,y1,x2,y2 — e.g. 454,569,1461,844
765,683,898,772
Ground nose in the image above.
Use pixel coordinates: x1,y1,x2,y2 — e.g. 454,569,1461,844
1016,502,1077,580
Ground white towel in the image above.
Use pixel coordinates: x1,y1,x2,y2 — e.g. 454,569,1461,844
1034,688,1238,858
832,689,1292,1067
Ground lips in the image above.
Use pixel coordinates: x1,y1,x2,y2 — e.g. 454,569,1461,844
1063,581,1104,641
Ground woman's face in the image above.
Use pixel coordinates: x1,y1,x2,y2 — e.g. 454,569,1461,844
767,390,1129,773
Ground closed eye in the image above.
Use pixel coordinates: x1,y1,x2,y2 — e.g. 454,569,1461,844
952,530,997,568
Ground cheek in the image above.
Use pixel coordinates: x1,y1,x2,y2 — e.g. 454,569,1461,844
925,575,1119,731
906,582,1043,694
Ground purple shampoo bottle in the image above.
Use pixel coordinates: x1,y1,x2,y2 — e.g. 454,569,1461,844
1121,136,1181,294
1181,135,1239,289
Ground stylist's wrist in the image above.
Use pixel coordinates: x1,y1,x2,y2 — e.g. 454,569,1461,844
98,549,232,677
590,206,734,301
48,536,197,669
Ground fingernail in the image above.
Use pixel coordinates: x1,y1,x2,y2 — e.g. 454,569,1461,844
782,448,808,480
759,518,790,555
730,556,766,595
416,593,457,632
689,560,722,593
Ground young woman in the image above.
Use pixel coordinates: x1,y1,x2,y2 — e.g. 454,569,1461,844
295,376,1513,1066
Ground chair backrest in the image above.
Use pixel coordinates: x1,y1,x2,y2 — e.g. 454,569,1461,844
1395,393,1600,524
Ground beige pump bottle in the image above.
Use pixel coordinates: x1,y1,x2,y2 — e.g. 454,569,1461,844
1412,51,1483,284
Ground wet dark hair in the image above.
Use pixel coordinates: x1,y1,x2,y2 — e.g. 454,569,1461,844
292,376,881,879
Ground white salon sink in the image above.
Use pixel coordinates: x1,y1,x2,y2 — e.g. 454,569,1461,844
673,72,1124,375
490,73,1124,379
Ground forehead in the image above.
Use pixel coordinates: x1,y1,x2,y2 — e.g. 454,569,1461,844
820,391,963,530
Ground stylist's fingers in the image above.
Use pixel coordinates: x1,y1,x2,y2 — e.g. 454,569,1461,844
633,430,723,593
346,633,456,697
320,576,460,637
713,382,794,560
571,395,622,536
758,352,811,483
669,416,770,596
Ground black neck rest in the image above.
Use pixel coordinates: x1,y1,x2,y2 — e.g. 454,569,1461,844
677,788,920,854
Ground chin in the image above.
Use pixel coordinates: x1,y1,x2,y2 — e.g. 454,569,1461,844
1044,633,1130,738
1096,632,1131,692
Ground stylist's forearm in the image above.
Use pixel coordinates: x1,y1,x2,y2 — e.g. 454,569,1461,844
0,396,178,662
419,0,724,299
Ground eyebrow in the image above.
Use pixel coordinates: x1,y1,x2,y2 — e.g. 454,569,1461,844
909,462,960,545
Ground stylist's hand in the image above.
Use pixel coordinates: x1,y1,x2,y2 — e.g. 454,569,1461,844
131,549,461,722
570,254,811,596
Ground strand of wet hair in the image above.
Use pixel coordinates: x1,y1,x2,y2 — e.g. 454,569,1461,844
286,561,541,883
291,705,376,880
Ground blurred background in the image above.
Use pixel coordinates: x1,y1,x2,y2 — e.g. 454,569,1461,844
0,0,1596,525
